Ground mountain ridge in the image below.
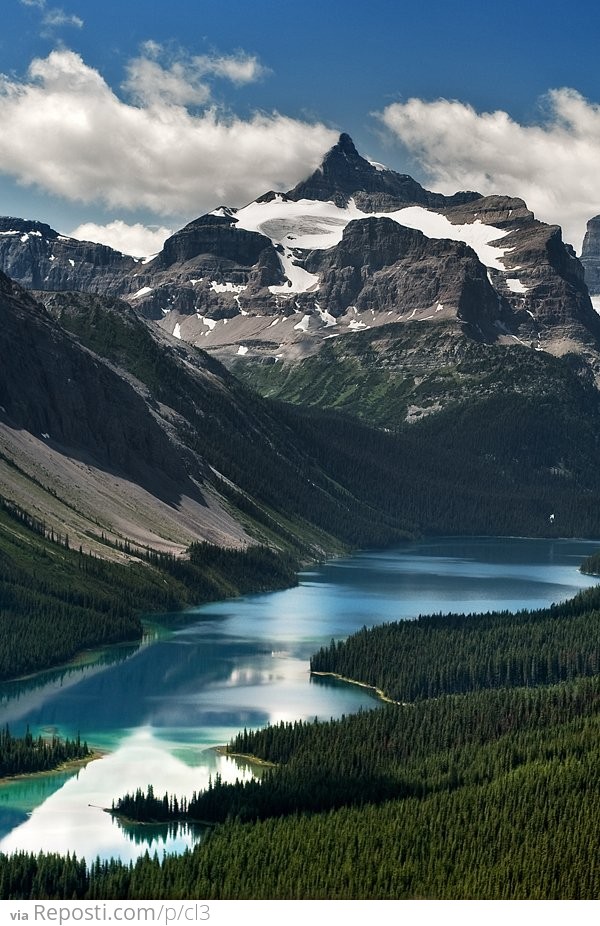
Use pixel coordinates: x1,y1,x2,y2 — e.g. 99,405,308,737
0,133,597,386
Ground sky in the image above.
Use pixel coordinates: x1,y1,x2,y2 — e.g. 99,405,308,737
2,0,600,255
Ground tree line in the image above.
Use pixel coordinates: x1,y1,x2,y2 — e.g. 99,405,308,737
0,726,90,777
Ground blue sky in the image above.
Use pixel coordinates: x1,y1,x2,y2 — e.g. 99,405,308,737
2,0,600,254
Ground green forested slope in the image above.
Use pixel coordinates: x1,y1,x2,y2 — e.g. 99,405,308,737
236,322,597,429
0,496,296,680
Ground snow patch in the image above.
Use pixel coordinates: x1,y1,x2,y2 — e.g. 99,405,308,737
315,303,337,327
210,281,247,293
348,319,367,330
202,316,217,331
132,286,154,299
269,249,320,294
367,159,388,172
173,323,182,340
210,206,237,219
68,259,75,267
20,234,29,243
234,195,512,272
237,345,248,355
293,314,311,332
591,295,600,315
388,208,511,271
505,278,529,294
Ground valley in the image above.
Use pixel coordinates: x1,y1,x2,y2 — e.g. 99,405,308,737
2,134,600,899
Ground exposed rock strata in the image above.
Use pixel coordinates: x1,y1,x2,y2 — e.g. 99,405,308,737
581,215,600,295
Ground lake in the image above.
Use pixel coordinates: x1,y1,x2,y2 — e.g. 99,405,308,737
0,535,597,862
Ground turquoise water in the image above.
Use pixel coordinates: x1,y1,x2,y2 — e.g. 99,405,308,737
0,536,596,861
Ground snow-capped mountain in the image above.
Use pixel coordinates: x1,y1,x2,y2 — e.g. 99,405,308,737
0,134,598,370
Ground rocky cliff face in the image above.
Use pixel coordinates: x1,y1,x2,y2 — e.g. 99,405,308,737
441,197,600,354
0,217,136,294
303,216,504,332
581,215,600,296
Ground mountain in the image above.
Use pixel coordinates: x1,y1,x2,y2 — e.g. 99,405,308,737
3,139,600,679
3,258,600,564
0,134,598,387
0,273,243,557
286,131,480,210
4,133,600,903
0,216,135,293
2,271,439,563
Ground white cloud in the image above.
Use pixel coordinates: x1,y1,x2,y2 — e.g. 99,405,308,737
42,9,83,29
0,49,336,219
20,0,83,30
123,56,211,107
69,220,173,258
122,46,268,107
193,53,268,86
378,89,600,249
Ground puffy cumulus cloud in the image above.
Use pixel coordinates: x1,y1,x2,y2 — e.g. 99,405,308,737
69,220,173,258
378,89,600,249
0,49,337,218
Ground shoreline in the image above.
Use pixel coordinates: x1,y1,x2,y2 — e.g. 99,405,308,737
0,749,106,785
310,670,402,705
214,745,277,768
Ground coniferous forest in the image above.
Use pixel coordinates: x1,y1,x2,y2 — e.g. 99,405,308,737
0,727,90,777
5,582,600,898
0,494,298,680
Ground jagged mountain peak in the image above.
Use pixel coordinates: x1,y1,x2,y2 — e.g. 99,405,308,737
287,132,480,212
